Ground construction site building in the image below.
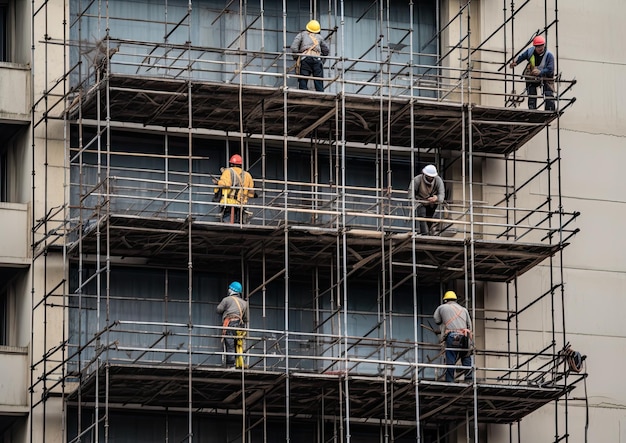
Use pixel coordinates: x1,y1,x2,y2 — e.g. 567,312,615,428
1,0,624,441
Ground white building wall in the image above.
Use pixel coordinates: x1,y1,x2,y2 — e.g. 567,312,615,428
7,0,622,442
481,0,626,441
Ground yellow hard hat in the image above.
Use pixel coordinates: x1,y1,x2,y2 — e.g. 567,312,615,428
443,290,457,301
306,20,321,33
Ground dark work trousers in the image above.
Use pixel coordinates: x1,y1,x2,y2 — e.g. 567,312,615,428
445,332,472,382
527,79,555,110
222,206,244,224
298,56,324,92
223,319,241,365
416,203,438,235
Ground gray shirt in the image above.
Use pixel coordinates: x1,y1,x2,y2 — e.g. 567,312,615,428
290,31,330,59
408,174,445,204
216,295,249,323
433,301,472,339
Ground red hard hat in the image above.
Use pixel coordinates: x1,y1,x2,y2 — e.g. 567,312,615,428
229,154,243,165
532,35,545,46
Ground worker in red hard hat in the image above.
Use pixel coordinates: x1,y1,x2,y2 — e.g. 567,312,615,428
509,34,555,111
213,154,255,223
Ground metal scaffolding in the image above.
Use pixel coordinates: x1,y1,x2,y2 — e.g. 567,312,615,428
29,1,586,442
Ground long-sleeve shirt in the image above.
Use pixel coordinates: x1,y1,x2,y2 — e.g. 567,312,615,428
514,46,555,78
214,166,255,206
407,174,445,204
290,31,330,60
433,301,472,340
216,295,249,323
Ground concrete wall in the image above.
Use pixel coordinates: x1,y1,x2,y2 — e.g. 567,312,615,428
0,203,29,265
13,0,32,64
13,0,624,442
0,347,28,412
480,0,626,441
439,0,483,103
0,63,30,120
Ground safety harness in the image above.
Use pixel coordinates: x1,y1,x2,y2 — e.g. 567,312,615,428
222,295,245,331
295,33,321,75
221,295,247,369
221,167,244,204
524,50,555,91
444,304,473,340
306,33,321,56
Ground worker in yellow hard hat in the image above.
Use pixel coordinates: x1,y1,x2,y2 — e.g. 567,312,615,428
433,290,473,382
290,19,330,92
509,34,555,110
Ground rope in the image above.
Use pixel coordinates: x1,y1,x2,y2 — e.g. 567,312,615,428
560,344,585,373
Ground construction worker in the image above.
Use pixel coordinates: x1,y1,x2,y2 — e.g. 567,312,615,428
290,19,330,92
407,164,445,235
509,35,556,111
216,281,249,368
433,290,473,382
213,154,255,223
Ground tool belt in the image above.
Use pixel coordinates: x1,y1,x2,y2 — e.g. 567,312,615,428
447,329,471,348
222,316,242,334
448,332,468,348
522,66,555,91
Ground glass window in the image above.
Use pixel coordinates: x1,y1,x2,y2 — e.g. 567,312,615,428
69,0,437,91
0,2,7,62
0,148,6,202
0,287,7,345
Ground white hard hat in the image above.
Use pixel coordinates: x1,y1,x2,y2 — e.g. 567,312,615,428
422,164,438,177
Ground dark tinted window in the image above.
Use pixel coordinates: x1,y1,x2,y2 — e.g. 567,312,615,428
0,3,6,62
0,288,7,345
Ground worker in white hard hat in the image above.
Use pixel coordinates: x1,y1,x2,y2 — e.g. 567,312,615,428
407,164,446,235
433,290,473,382
290,19,330,92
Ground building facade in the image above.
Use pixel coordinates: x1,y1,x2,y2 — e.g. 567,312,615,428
0,0,623,442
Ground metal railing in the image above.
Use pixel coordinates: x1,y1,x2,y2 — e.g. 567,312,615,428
66,319,583,389
67,167,579,245
68,38,575,110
